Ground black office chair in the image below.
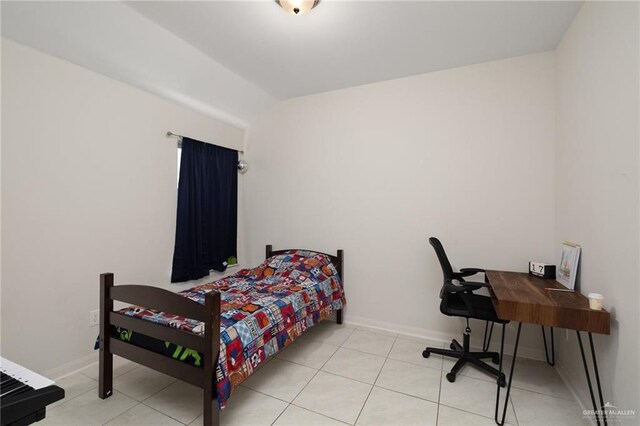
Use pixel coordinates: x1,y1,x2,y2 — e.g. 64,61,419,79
423,237,508,386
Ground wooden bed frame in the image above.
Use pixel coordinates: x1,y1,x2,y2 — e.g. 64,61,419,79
98,245,343,426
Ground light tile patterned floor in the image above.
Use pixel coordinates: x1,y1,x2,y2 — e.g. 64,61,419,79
42,322,589,425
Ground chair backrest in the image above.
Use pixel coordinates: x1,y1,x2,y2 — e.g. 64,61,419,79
429,237,455,282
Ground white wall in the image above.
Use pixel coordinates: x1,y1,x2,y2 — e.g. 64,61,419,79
244,52,558,355
0,39,246,375
555,2,639,416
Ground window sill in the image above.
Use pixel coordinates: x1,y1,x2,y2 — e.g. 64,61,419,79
209,264,240,274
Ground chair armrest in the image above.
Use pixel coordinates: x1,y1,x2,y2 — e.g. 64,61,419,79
443,282,481,294
442,282,479,315
458,267,486,277
459,280,491,288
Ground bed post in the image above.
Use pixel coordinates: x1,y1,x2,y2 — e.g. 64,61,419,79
336,249,344,325
265,244,273,259
99,273,114,399
203,292,221,426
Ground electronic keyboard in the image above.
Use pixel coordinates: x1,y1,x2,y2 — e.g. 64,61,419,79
0,357,64,426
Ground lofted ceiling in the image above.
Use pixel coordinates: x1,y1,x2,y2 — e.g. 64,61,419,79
1,1,276,128
128,1,582,99
2,1,582,126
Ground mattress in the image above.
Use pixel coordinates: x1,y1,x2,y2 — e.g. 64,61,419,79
103,250,345,409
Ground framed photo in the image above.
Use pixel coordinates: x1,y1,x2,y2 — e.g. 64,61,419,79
558,242,581,290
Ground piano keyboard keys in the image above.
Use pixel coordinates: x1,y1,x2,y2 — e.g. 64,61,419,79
1,357,64,426
0,358,54,391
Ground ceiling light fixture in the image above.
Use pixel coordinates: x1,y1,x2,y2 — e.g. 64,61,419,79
275,0,320,16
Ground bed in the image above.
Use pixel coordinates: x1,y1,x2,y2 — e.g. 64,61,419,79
98,245,345,426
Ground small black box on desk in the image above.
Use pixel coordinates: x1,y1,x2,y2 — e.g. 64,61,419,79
528,262,556,279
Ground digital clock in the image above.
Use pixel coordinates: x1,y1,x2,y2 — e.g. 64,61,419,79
529,262,556,279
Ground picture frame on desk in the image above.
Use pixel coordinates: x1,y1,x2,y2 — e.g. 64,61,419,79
558,242,581,290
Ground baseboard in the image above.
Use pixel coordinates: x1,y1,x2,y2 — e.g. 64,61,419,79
343,314,548,362
44,352,97,381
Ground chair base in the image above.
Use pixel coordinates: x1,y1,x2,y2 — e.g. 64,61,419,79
423,337,506,387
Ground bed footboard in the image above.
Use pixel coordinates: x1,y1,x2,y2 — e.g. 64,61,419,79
99,273,221,426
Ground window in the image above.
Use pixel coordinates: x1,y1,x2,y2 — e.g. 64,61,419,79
172,141,238,282
176,145,238,269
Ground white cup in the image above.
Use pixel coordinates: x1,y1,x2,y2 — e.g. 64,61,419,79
588,293,604,310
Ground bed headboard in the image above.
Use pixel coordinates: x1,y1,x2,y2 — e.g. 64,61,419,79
265,244,343,280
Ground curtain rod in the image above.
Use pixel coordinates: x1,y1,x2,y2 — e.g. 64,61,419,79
166,131,244,154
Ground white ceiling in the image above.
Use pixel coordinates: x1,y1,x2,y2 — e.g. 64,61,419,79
2,1,581,126
127,1,582,99
1,1,276,128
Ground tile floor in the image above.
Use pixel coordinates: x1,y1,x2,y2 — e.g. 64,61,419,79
41,322,590,425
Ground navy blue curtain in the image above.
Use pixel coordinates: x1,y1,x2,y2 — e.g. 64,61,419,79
171,137,238,283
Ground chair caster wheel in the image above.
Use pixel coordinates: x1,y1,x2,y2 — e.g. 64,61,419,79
492,355,500,364
498,376,506,387
446,372,456,383
422,350,430,358
450,343,456,350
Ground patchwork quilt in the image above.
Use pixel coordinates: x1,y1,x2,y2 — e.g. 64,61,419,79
109,250,345,409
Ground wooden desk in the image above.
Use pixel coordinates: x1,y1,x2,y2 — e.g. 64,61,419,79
485,270,611,426
486,270,610,334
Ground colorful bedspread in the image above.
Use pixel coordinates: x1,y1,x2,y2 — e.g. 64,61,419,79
111,250,345,409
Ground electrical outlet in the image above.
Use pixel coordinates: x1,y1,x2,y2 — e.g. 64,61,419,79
89,309,100,327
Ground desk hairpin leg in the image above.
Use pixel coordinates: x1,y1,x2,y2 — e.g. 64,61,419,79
541,326,555,366
495,322,522,426
483,321,494,352
577,331,607,426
